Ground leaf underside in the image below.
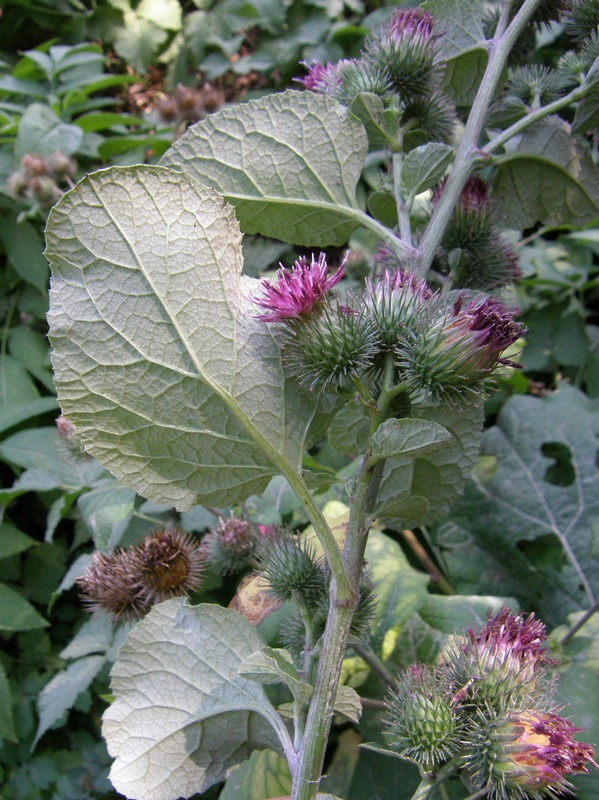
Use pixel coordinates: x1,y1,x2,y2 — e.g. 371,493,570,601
46,165,329,510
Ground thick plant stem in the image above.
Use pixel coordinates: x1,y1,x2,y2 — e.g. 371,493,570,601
415,0,543,277
292,359,395,800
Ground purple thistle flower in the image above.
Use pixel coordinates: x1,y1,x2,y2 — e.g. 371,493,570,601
474,709,597,797
467,608,554,669
250,253,345,322
387,7,437,42
449,295,526,371
297,61,343,94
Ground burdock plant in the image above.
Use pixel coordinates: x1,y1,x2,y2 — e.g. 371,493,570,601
45,1,598,799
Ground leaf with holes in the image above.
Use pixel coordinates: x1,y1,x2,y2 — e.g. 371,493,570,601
161,90,368,247
46,166,331,510
436,384,599,626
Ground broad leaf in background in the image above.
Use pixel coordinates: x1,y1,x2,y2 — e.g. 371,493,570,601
46,166,329,510
365,529,429,652
552,612,599,800
161,91,369,246
435,384,599,626
493,117,599,229
103,599,289,800
376,401,484,529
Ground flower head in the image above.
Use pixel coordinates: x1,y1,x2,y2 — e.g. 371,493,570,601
201,516,257,575
463,709,596,799
442,609,556,715
385,663,461,771
362,268,434,348
387,7,437,42
250,253,345,322
77,549,150,623
397,294,526,405
297,61,343,94
77,528,204,623
135,528,204,602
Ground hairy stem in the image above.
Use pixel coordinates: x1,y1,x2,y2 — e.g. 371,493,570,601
415,0,544,277
291,358,396,799
393,150,413,246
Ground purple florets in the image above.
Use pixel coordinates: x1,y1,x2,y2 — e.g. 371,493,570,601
450,295,526,370
250,253,345,322
387,7,437,42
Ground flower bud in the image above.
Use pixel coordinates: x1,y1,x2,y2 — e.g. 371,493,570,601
385,663,460,771
255,527,326,609
46,151,77,181
361,268,433,349
432,176,521,292
250,253,345,322
21,153,48,177
441,609,556,714
396,293,526,406
462,709,596,799
507,66,569,107
371,8,442,102
279,303,379,392
401,91,457,148
200,516,257,575
562,0,599,45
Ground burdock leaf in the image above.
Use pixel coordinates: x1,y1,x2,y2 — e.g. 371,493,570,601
239,646,313,704
46,166,330,510
161,90,369,247
435,384,599,626
400,144,453,199
493,116,599,228
103,599,289,800
376,402,483,529
369,418,453,467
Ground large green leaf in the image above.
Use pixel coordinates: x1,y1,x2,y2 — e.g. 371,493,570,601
15,103,83,159
161,91,368,247
436,385,599,625
46,166,329,510
365,530,430,650
492,116,599,229
376,402,484,529
552,612,599,800
103,599,289,800
0,582,48,632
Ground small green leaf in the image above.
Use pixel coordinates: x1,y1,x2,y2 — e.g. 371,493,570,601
369,418,453,467
334,684,362,723
572,86,599,135
15,103,83,159
400,143,453,199
376,402,484,528
0,522,37,560
239,646,313,704
220,750,292,800
375,493,429,526
349,93,400,150
0,661,17,741
0,582,48,631
33,655,106,748
161,91,369,247
103,599,289,800
442,47,489,106
367,190,397,227
0,397,59,435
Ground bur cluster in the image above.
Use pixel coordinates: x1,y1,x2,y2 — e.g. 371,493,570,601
384,609,596,799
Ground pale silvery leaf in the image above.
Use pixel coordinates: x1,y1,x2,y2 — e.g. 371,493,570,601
161,90,369,247
103,599,292,800
46,166,329,510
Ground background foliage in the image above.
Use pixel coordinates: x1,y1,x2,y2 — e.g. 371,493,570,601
1,1,598,799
